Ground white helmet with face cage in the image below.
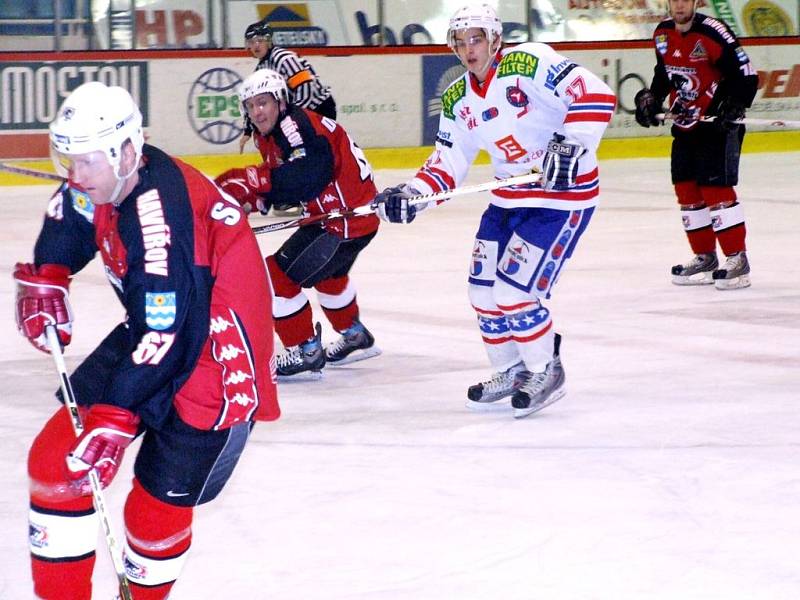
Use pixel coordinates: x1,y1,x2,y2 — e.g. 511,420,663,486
447,4,503,51
49,81,143,179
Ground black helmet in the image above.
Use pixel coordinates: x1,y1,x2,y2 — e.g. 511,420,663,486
244,20,272,41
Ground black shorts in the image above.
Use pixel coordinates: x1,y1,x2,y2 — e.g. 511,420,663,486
670,122,745,187
134,412,253,507
275,226,376,288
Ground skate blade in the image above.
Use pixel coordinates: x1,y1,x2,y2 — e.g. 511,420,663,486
465,397,512,412
326,346,382,367
277,370,324,382
271,207,302,217
512,387,566,419
671,273,714,286
714,274,751,290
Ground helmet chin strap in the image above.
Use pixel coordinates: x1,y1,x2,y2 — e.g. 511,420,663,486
477,34,501,82
108,151,141,206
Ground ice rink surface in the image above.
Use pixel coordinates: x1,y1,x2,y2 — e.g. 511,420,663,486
0,153,798,599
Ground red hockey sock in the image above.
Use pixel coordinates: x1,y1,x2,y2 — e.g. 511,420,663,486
123,479,193,599
29,407,97,600
316,277,358,331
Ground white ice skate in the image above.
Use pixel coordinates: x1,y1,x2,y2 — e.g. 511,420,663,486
466,362,530,411
511,334,565,419
671,253,718,285
712,251,751,290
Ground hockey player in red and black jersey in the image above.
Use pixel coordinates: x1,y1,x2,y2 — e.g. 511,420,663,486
14,82,279,598
635,0,758,290
215,68,381,380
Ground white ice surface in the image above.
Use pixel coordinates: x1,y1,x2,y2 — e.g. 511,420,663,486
0,154,798,599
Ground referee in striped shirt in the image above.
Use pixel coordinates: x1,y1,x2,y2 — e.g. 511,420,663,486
239,19,337,155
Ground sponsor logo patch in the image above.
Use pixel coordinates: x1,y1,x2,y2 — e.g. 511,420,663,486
145,291,177,330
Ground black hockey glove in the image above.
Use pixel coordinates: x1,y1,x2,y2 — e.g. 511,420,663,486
374,185,419,224
542,133,585,192
715,98,746,131
634,88,662,128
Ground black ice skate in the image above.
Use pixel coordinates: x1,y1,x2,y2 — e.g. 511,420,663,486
712,251,751,290
325,319,381,366
277,323,325,381
671,253,718,285
466,362,530,411
511,334,566,419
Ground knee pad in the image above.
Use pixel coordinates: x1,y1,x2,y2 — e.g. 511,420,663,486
29,407,93,509
124,478,193,591
266,255,301,299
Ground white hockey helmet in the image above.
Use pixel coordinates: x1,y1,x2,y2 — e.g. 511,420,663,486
238,68,288,108
49,81,143,177
447,4,503,51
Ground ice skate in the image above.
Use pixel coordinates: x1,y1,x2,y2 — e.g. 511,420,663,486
671,253,718,285
511,334,565,419
466,362,530,411
712,251,751,290
325,319,382,366
277,323,325,381
271,202,302,217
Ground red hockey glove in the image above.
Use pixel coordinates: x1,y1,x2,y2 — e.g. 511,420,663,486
215,165,272,214
13,263,73,354
66,404,140,494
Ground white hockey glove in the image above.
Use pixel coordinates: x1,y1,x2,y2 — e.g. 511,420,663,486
542,133,585,191
374,184,422,224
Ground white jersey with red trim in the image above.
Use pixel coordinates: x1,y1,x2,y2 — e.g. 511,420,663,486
410,43,616,211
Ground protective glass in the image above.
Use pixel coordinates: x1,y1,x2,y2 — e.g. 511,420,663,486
245,36,270,49
451,32,487,49
243,93,278,116
50,148,109,179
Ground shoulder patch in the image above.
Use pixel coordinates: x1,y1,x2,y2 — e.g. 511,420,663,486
69,187,94,223
145,291,177,330
441,77,466,121
497,51,539,79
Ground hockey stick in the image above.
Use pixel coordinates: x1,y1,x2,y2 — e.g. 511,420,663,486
0,162,62,181
657,113,800,128
45,327,133,600
251,172,543,235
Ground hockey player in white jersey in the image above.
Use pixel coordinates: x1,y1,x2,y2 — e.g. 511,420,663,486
375,4,615,418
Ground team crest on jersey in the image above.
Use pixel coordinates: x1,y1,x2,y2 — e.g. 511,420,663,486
689,41,708,61
145,291,177,330
497,51,539,78
441,77,466,120
288,148,307,161
506,86,529,108
656,34,668,55
69,187,94,223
